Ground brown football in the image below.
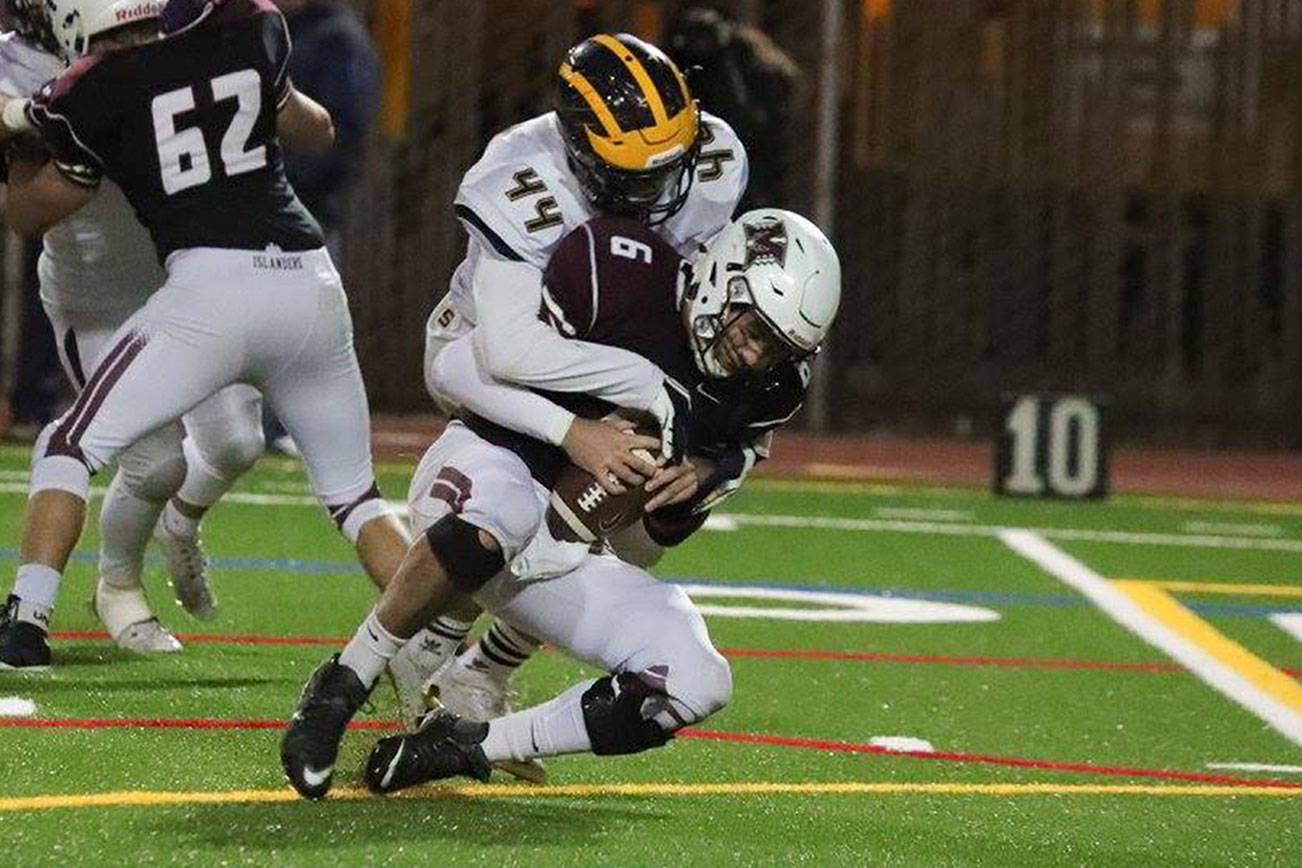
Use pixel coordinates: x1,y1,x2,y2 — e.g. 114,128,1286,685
546,418,660,544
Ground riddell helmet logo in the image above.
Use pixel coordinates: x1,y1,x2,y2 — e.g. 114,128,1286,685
116,1,164,22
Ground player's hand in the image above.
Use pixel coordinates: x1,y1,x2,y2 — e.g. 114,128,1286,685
561,416,661,495
644,460,700,512
647,377,691,462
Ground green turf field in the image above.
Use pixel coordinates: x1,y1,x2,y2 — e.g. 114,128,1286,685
2,444,1301,865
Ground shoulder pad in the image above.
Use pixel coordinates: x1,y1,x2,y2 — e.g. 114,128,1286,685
455,117,590,268
694,112,748,196
660,111,749,255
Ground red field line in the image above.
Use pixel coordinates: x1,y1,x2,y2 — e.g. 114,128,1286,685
4,716,1301,790
678,729,1302,790
47,631,1302,675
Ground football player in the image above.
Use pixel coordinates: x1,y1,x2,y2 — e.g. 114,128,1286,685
388,30,750,725
0,0,272,665
279,209,840,798
0,0,409,669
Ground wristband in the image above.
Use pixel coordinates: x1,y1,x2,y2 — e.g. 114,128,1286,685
2,98,32,134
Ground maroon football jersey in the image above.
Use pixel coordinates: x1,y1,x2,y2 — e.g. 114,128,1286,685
27,0,322,260
464,216,808,485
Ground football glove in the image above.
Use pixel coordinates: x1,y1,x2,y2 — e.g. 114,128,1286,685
647,377,692,463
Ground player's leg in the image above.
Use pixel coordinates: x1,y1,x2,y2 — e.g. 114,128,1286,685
430,616,541,719
364,555,732,791
70,321,193,651
154,384,266,618
251,257,407,591
94,423,188,653
2,308,182,665
280,423,540,798
2,284,243,669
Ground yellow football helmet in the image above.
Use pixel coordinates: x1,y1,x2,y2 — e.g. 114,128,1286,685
556,33,701,224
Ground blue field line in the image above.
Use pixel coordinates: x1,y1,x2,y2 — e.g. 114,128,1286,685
3,548,1299,619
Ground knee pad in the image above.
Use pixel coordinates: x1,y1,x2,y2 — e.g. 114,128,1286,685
424,515,504,592
117,435,186,502
192,428,264,479
580,673,675,756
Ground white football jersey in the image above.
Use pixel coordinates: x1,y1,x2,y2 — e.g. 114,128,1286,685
0,32,163,315
436,109,748,339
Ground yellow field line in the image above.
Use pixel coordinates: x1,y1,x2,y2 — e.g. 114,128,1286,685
1113,580,1302,718
2,781,1301,812
1143,580,1302,598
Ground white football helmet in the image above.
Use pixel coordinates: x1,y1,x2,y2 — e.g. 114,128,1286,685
44,0,164,60
684,208,842,378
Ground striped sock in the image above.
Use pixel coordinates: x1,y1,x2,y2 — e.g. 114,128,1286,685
464,620,541,683
428,615,472,648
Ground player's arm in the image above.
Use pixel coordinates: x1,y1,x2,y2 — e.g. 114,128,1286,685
5,158,94,235
277,85,335,154
471,258,669,409
615,435,765,567
432,325,660,493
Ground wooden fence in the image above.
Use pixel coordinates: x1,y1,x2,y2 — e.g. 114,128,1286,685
2,0,1299,445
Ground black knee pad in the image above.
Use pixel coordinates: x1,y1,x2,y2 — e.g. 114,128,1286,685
424,515,504,592
581,673,675,756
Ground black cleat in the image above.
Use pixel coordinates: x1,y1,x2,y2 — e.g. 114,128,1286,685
0,595,51,670
281,654,371,799
364,709,493,794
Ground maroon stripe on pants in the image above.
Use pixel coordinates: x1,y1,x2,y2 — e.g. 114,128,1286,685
45,331,148,465
327,482,382,529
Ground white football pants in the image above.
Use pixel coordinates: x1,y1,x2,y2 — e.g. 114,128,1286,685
406,421,732,722
33,247,386,539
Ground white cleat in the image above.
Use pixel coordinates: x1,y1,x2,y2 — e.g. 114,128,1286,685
387,629,459,731
93,582,183,654
153,519,217,620
114,618,183,654
430,662,546,784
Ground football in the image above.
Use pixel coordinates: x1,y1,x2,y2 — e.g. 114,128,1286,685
546,420,660,544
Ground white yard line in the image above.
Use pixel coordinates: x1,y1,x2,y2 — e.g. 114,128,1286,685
1205,763,1302,774
998,529,1302,749
1269,613,1302,645
3,482,1302,553
1182,521,1282,538
0,697,36,717
875,507,975,522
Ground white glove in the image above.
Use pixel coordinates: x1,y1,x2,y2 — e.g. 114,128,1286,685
646,377,692,463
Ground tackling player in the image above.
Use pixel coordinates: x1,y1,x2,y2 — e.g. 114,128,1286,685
0,0,272,665
0,0,409,668
388,30,750,727
279,209,840,798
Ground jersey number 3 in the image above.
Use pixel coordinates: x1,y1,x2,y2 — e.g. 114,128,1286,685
152,69,267,196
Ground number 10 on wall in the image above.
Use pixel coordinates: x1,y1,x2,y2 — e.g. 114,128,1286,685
995,394,1109,499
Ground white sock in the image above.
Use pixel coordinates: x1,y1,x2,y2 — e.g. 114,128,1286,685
12,563,61,629
338,609,404,689
480,679,594,763
161,499,201,540
98,476,164,590
460,620,541,684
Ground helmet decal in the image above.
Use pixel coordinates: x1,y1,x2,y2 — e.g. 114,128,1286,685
743,216,789,270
